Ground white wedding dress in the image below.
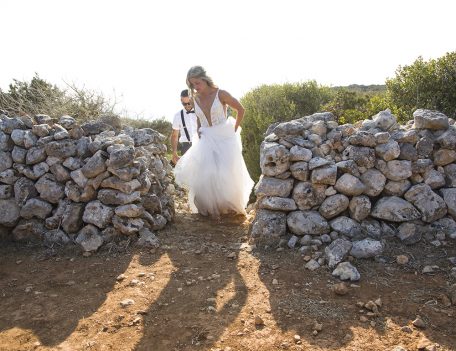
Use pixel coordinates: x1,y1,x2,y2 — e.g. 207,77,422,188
174,89,254,216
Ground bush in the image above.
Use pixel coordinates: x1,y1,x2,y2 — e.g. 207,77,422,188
386,51,456,121
0,74,116,121
240,81,332,181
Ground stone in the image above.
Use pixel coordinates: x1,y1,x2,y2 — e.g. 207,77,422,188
384,160,412,181
44,229,71,247
255,176,294,198
371,196,421,222
444,164,456,187
45,140,78,158
136,228,160,248
349,196,371,222
319,194,349,219
350,238,383,258
101,176,141,194
250,209,287,239
311,165,337,185
332,262,360,281
0,152,13,172
273,120,306,137
61,203,85,233
404,184,447,222
361,219,382,239
383,180,411,196
0,185,12,199
35,174,65,204
290,161,309,181
390,129,418,144
398,143,418,161
435,127,456,149
292,181,327,210
361,169,386,197
413,109,449,130
260,142,290,177
81,150,107,178
112,215,144,235
325,238,352,268
14,177,38,206
32,124,51,137
348,131,376,147
289,146,312,162
0,199,21,227
343,145,376,168
433,149,456,166
75,224,103,252
12,146,27,164
308,157,331,170
397,222,422,245
49,164,71,183
26,146,47,165
334,173,366,196
58,115,76,129
375,140,400,161
63,157,83,170
12,218,45,242
142,212,167,230
371,109,397,131
82,200,114,228
258,196,297,211
20,198,53,219
440,188,456,218
305,259,320,271
287,210,330,235
108,145,135,169
329,216,363,238
115,204,144,217
336,160,360,177
416,137,434,158
141,194,162,213
423,169,445,189
127,128,165,146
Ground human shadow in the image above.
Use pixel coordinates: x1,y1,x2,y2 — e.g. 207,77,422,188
253,237,456,350
0,240,133,348
134,212,249,350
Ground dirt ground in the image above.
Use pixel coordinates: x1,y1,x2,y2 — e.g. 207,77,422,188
0,201,455,351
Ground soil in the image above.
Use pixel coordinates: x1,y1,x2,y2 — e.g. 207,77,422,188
1,201,455,351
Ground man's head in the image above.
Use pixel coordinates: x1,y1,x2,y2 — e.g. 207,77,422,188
180,89,192,112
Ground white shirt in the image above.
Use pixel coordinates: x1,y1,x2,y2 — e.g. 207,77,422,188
172,109,198,142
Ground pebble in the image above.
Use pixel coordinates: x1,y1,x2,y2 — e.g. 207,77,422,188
422,265,439,274
116,274,127,281
412,316,426,329
332,282,349,295
226,252,236,259
254,315,264,326
120,299,135,307
272,279,279,285
401,325,413,333
396,255,409,265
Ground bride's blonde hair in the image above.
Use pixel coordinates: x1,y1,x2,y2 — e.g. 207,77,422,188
186,66,217,98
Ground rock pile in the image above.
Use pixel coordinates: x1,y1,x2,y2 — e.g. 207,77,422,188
0,112,174,251
251,109,456,279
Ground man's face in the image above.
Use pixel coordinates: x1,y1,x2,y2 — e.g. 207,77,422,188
181,97,192,112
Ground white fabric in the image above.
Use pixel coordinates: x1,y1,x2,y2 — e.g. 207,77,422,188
174,90,254,216
172,110,198,142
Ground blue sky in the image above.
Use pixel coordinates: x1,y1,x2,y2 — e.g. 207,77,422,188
1,0,455,121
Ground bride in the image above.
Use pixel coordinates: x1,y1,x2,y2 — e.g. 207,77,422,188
174,66,254,217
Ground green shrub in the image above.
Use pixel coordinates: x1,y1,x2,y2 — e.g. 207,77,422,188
240,81,332,181
386,51,456,121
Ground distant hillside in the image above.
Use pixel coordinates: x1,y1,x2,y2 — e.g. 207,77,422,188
332,84,387,94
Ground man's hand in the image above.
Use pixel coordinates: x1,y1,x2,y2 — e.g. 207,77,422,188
172,153,180,165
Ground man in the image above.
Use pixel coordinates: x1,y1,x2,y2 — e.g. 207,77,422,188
171,89,197,165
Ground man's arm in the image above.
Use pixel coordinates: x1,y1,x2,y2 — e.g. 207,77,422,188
171,128,180,164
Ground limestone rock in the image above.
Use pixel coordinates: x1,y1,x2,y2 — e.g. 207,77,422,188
250,209,287,239
319,194,349,219
332,262,360,281
292,181,327,210
76,224,103,252
258,196,297,211
404,184,447,223
82,200,115,228
287,210,330,235
325,238,352,268
371,196,421,222
350,238,383,258
260,142,290,177
413,109,449,130
255,176,294,198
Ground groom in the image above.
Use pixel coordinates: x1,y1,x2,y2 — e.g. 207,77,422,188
171,89,197,165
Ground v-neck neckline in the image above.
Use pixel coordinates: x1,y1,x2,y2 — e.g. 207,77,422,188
196,89,219,127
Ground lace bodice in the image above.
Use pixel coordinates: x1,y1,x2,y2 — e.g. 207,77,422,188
194,89,226,127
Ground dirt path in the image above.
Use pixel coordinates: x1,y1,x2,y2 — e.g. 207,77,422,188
0,205,455,351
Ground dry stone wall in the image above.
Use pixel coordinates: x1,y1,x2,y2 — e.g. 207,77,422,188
0,112,175,251
251,109,456,280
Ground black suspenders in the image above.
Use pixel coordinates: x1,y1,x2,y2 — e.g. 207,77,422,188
180,110,191,142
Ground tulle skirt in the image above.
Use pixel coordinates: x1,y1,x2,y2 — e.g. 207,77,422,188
174,117,254,216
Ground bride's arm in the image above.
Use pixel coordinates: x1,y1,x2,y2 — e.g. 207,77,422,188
219,90,245,132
